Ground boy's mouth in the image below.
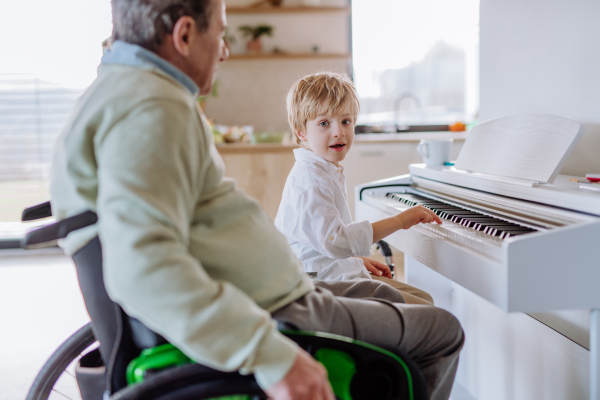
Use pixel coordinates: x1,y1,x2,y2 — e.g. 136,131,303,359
329,143,346,152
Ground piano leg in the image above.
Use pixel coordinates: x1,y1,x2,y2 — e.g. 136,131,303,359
591,309,600,400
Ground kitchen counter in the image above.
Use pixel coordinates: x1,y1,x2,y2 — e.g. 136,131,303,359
216,131,469,219
215,130,468,151
354,131,468,143
216,142,298,154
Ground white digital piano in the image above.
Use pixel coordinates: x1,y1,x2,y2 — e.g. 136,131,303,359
355,114,600,400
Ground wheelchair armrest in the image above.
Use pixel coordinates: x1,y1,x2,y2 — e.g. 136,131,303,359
22,201,53,221
22,211,98,247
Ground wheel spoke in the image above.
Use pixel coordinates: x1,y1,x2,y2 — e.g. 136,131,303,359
51,387,76,400
64,369,76,379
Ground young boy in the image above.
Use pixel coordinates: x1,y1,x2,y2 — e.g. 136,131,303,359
275,72,441,305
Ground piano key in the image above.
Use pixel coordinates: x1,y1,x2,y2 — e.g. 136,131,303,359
474,220,515,230
499,230,535,239
484,226,534,236
489,226,536,235
384,192,539,242
459,217,501,227
481,224,519,233
438,210,476,219
449,213,482,223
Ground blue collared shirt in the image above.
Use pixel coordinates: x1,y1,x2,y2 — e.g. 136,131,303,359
101,40,199,96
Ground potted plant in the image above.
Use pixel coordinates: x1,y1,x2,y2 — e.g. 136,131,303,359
238,25,274,54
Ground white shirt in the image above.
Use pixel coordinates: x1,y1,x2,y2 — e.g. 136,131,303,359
275,148,373,281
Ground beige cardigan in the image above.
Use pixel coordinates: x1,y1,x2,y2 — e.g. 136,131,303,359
50,63,314,390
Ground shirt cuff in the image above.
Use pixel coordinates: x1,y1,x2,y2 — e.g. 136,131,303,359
346,220,373,257
248,330,300,391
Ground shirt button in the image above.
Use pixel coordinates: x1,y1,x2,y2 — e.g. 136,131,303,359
328,235,334,241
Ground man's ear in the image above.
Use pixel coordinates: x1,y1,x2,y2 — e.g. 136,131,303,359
172,16,197,57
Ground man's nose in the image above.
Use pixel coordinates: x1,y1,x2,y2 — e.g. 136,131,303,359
220,45,229,62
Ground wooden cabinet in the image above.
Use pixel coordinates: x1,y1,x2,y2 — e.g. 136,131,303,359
217,143,297,220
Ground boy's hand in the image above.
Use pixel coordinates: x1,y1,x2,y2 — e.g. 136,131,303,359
266,349,335,400
397,205,442,230
358,256,392,279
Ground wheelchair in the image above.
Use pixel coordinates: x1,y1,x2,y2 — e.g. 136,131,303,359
21,201,428,400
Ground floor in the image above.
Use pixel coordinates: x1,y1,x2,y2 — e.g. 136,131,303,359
0,249,89,399
0,249,474,400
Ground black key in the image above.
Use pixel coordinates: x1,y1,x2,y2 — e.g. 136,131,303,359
428,206,462,213
484,225,533,236
481,224,518,234
473,222,514,231
489,226,536,236
458,217,503,227
458,216,498,228
499,230,536,239
450,213,481,223
438,210,474,219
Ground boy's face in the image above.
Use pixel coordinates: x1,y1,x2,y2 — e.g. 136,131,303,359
298,110,355,166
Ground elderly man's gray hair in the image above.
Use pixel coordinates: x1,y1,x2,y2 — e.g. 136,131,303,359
112,0,214,51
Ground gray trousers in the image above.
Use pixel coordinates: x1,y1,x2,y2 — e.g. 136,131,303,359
272,279,464,400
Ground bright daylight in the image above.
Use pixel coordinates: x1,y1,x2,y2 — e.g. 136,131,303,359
2,1,599,400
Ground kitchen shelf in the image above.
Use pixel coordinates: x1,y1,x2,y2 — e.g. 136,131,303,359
227,6,350,14
228,53,351,60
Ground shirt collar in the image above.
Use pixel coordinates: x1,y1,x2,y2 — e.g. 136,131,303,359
100,40,199,96
293,148,344,176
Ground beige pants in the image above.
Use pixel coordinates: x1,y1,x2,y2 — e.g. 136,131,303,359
370,274,434,305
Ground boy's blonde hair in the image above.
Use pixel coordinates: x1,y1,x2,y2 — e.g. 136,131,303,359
286,72,360,144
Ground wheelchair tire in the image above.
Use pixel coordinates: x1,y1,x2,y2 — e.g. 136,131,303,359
26,322,97,400
110,363,266,400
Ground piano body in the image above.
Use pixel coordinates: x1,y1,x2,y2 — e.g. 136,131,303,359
355,114,600,400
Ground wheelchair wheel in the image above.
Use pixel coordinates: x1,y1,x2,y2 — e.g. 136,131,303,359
111,363,266,400
27,323,97,400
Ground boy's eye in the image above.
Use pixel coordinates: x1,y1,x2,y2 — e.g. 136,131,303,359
342,119,351,125
319,121,330,127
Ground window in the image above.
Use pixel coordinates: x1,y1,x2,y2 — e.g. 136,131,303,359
351,0,479,127
0,1,111,222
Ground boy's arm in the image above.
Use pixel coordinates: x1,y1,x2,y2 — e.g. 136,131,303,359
299,186,372,259
371,205,442,243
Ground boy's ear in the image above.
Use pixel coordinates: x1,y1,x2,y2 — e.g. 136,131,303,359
296,130,307,141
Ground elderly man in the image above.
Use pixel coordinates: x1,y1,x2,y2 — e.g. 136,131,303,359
50,1,463,399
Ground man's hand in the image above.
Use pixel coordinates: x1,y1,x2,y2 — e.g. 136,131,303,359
397,204,442,230
266,349,335,400
359,256,392,279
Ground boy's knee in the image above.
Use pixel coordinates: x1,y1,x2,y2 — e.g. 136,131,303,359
365,279,406,303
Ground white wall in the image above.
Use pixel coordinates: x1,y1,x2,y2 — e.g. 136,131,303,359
458,3,600,398
480,0,600,177
205,58,349,132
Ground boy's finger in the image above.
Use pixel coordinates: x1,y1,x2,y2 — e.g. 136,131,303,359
427,208,442,224
366,264,382,276
376,263,391,273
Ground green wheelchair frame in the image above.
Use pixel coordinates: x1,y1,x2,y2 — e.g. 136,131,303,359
126,330,417,400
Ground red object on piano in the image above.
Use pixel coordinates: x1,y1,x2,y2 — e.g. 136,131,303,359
586,174,600,182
